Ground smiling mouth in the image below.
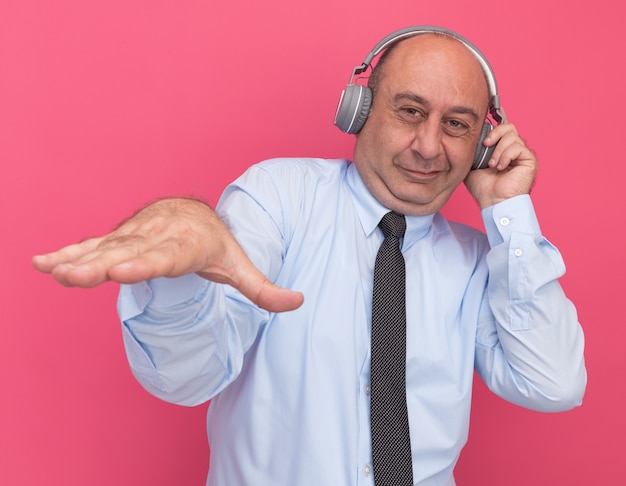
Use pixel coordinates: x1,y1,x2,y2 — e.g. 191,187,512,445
398,165,441,181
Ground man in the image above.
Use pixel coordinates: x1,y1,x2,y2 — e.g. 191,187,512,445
33,27,586,485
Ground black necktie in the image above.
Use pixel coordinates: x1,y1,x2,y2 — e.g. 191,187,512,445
370,211,413,485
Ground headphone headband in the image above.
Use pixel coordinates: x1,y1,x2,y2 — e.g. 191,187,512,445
347,26,502,122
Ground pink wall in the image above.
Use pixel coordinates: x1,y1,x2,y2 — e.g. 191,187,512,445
2,0,623,484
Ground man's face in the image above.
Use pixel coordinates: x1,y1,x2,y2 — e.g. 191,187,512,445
353,34,490,216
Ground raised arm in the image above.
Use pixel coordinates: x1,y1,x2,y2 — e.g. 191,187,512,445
465,113,586,410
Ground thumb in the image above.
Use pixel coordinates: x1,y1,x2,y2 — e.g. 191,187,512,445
197,243,304,313
244,276,305,313
194,214,304,313
199,264,304,313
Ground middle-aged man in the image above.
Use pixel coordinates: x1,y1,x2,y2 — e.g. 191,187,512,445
33,26,586,486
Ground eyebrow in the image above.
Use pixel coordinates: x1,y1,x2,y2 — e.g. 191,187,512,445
393,92,481,121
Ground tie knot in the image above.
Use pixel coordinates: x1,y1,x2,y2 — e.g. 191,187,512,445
379,211,406,239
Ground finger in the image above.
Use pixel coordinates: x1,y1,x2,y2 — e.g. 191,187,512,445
47,236,155,287
487,131,522,169
50,261,112,288
106,247,199,284
494,145,525,171
484,122,518,147
52,241,188,287
32,237,105,273
501,143,537,170
487,128,532,169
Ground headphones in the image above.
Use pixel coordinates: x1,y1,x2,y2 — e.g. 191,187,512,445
334,26,504,170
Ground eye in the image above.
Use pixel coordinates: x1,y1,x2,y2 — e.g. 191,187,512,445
397,106,425,122
443,118,470,136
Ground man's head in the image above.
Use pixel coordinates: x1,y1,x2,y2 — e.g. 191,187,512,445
352,33,491,216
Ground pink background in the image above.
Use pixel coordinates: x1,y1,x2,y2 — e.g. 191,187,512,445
2,0,623,484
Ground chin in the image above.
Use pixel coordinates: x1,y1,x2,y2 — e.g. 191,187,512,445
397,191,453,216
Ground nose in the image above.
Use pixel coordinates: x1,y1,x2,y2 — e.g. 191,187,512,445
411,118,442,160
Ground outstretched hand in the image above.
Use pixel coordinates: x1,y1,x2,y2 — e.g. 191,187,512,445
32,198,304,313
464,110,538,209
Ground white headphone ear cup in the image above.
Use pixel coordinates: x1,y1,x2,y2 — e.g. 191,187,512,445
472,122,495,169
334,85,372,134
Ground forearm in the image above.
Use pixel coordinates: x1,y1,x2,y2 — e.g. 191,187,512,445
475,195,587,412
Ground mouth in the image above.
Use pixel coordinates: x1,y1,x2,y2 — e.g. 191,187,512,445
397,165,442,182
